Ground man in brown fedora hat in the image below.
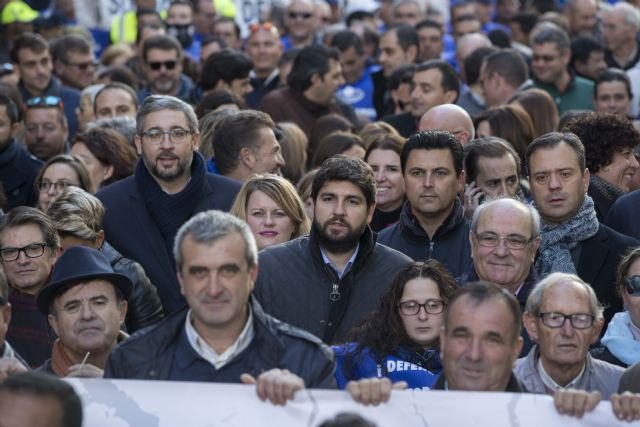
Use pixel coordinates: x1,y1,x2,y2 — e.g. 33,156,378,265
36,245,131,378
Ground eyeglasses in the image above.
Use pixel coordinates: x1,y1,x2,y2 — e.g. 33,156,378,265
140,128,192,145
288,11,313,19
538,312,595,330
624,275,640,296
26,96,64,110
0,243,49,262
64,60,98,71
398,299,445,316
148,60,178,71
38,180,75,193
474,232,535,250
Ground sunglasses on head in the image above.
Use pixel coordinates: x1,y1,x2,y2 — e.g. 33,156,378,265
148,60,178,71
625,275,640,296
26,96,64,110
249,21,277,34
288,11,312,19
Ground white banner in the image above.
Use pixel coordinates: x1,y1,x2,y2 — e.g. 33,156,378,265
66,378,629,427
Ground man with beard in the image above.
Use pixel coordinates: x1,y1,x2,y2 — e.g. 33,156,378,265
97,95,241,314
254,156,412,344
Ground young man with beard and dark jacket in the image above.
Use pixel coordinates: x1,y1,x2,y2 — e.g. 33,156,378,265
253,156,412,345
97,95,241,315
378,131,472,278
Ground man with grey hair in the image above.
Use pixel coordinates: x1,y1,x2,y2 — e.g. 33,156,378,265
105,210,336,405
531,23,594,113
515,272,624,398
603,2,640,70
97,95,241,314
76,84,104,132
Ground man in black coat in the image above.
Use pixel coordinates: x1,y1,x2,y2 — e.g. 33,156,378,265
97,95,241,314
105,211,335,405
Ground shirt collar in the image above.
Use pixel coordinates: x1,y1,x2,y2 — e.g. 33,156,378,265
320,243,360,279
184,306,255,369
537,355,586,392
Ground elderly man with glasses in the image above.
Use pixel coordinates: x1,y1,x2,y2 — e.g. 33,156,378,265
515,272,625,398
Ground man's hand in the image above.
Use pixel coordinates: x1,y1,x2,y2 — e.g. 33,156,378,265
0,358,28,381
346,377,408,406
464,181,485,219
67,363,104,378
610,392,640,422
240,368,304,406
553,389,601,418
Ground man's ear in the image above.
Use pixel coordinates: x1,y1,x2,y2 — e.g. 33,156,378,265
406,45,417,63
523,311,539,342
239,146,256,170
444,90,458,104
47,313,59,336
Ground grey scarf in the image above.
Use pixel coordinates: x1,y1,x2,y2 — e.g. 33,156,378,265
535,196,599,276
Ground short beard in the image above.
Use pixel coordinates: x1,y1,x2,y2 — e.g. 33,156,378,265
143,151,192,183
313,216,365,254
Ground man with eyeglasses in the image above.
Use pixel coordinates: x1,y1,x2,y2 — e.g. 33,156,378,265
282,0,318,51
515,272,624,397
0,207,60,368
50,34,97,91
23,96,69,162
527,132,638,327
10,32,81,138
530,23,594,114
138,34,195,103
97,95,240,314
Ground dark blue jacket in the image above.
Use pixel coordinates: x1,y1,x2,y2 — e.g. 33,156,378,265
0,139,42,209
605,189,640,241
104,299,336,388
96,158,241,314
378,199,472,278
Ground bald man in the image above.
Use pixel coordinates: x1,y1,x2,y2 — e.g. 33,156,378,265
418,104,474,145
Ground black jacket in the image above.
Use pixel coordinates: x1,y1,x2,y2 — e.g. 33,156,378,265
605,189,640,241
97,162,241,314
383,111,417,138
102,242,164,332
0,139,42,209
253,226,412,344
378,199,472,278
104,299,336,388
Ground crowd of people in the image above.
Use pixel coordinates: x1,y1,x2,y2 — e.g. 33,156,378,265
3,0,640,423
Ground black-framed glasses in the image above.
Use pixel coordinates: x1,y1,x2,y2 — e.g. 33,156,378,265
0,243,49,262
25,96,64,110
38,180,75,193
474,232,535,250
64,60,98,70
288,11,313,19
398,299,445,316
148,60,178,71
538,312,595,330
140,128,192,145
624,275,640,296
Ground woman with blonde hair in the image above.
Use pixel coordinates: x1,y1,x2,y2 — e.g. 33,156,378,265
231,174,310,250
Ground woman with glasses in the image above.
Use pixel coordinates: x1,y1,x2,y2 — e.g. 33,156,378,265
230,174,310,250
333,260,458,389
591,247,640,367
35,154,91,212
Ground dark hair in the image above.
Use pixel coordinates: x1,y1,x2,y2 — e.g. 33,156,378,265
0,372,82,427
311,155,376,207
387,64,415,91
464,136,521,183
452,14,481,36
201,35,228,51
474,105,535,171
310,131,366,169
617,247,640,298
308,114,355,168
484,49,529,88
570,36,604,71
96,66,139,90
199,48,253,91
212,109,276,175
510,12,539,34
330,30,364,54
10,32,49,63
71,128,137,187
445,281,522,342
0,82,24,122
0,206,60,249
0,266,7,303
414,59,460,102
0,92,19,124
214,17,241,38
341,260,458,380
508,88,559,137
401,130,464,175
287,45,340,92
526,131,586,172
564,113,640,174
464,46,498,85
557,109,593,131
194,89,243,118
415,18,443,33
142,34,183,63
365,133,406,161
94,82,138,115
595,68,632,99
50,34,92,63
387,23,419,51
